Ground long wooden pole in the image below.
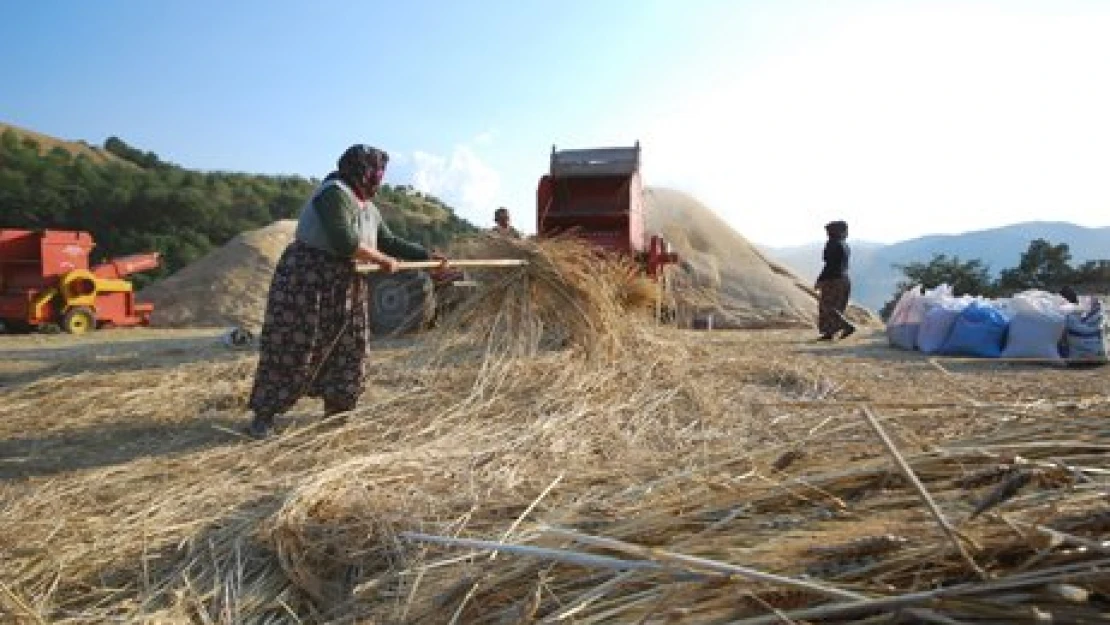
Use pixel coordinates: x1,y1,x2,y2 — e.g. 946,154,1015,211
355,258,528,274
860,406,987,579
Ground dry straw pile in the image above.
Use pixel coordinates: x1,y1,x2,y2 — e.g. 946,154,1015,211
140,220,299,332
2,237,1109,624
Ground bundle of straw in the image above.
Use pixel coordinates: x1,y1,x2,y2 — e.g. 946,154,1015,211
432,234,660,361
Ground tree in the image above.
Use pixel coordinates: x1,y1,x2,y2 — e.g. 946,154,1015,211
879,254,996,319
1072,259,1110,288
0,128,19,150
996,238,1073,293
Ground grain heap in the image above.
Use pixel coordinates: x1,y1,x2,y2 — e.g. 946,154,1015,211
140,220,297,331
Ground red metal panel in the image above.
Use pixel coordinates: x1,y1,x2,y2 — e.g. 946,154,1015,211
544,176,630,217
94,292,128,326
0,229,93,290
0,230,41,260
537,174,647,255
92,253,161,279
0,230,48,292
0,295,30,318
40,230,93,278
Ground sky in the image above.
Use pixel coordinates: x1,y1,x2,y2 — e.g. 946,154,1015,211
3,0,1110,247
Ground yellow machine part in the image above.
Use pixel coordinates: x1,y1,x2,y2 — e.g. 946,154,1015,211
58,270,99,308
62,307,95,334
51,270,136,333
32,287,59,321
91,278,132,293
58,270,134,305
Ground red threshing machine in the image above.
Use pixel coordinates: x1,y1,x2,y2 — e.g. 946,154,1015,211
536,142,679,316
0,229,160,334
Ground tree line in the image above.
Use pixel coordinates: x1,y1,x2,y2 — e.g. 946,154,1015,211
880,238,1110,318
0,129,477,286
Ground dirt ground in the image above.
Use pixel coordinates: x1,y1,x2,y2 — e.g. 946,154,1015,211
0,327,426,481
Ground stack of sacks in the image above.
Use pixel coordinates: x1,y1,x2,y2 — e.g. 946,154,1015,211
887,285,1107,363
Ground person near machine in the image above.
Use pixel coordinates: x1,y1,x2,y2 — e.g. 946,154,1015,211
814,220,857,341
1059,285,1079,305
491,207,522,239
244,144,446,439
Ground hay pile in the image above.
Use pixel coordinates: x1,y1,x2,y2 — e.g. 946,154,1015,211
646,187,877,329
2,235,1109,623
140,220,297,331
440,234,666,359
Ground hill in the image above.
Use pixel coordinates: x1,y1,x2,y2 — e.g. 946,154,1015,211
764,221,1110,309
0,123,478,284
0,121,136,167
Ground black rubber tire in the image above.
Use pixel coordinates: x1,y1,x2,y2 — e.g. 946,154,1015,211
368,272,435,337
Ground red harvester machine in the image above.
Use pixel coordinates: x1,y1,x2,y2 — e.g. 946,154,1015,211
0,229,160,334
536,141,679,317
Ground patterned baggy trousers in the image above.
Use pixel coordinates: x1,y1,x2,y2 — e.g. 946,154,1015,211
817,276,853,337
248,241,369,418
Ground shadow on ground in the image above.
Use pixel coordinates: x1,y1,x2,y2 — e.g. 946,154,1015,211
0,416,247,480
0,334,252,390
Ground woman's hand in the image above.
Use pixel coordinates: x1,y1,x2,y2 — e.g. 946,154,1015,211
376,256,399,273
428,251,454,280
355,246,399,273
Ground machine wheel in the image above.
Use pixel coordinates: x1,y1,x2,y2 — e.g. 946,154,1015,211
368,272,435,337
62,306,96,335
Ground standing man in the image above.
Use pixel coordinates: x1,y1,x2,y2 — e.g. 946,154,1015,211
492,207,522,239
814,220,857,341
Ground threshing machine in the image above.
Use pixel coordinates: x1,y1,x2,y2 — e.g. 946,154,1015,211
0,229,160,334
536,142,679,314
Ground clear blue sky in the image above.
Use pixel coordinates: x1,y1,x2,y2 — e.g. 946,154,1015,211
4,1,1110,246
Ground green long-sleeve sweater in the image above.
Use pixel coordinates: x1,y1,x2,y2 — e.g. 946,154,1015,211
295,180,430,261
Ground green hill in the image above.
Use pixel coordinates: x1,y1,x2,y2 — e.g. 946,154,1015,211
0,123,478,286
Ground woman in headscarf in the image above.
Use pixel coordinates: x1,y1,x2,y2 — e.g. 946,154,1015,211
814,220,857,341
244,144,445,438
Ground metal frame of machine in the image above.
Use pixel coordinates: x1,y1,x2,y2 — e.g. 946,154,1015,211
536,141,679,316
0,229,160,334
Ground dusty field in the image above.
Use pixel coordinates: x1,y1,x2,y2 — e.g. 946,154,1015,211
1,324,1108,623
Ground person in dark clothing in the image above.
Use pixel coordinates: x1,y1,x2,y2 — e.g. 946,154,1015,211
1060,286,1079,305
243,144,446,439
814,220,856,341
